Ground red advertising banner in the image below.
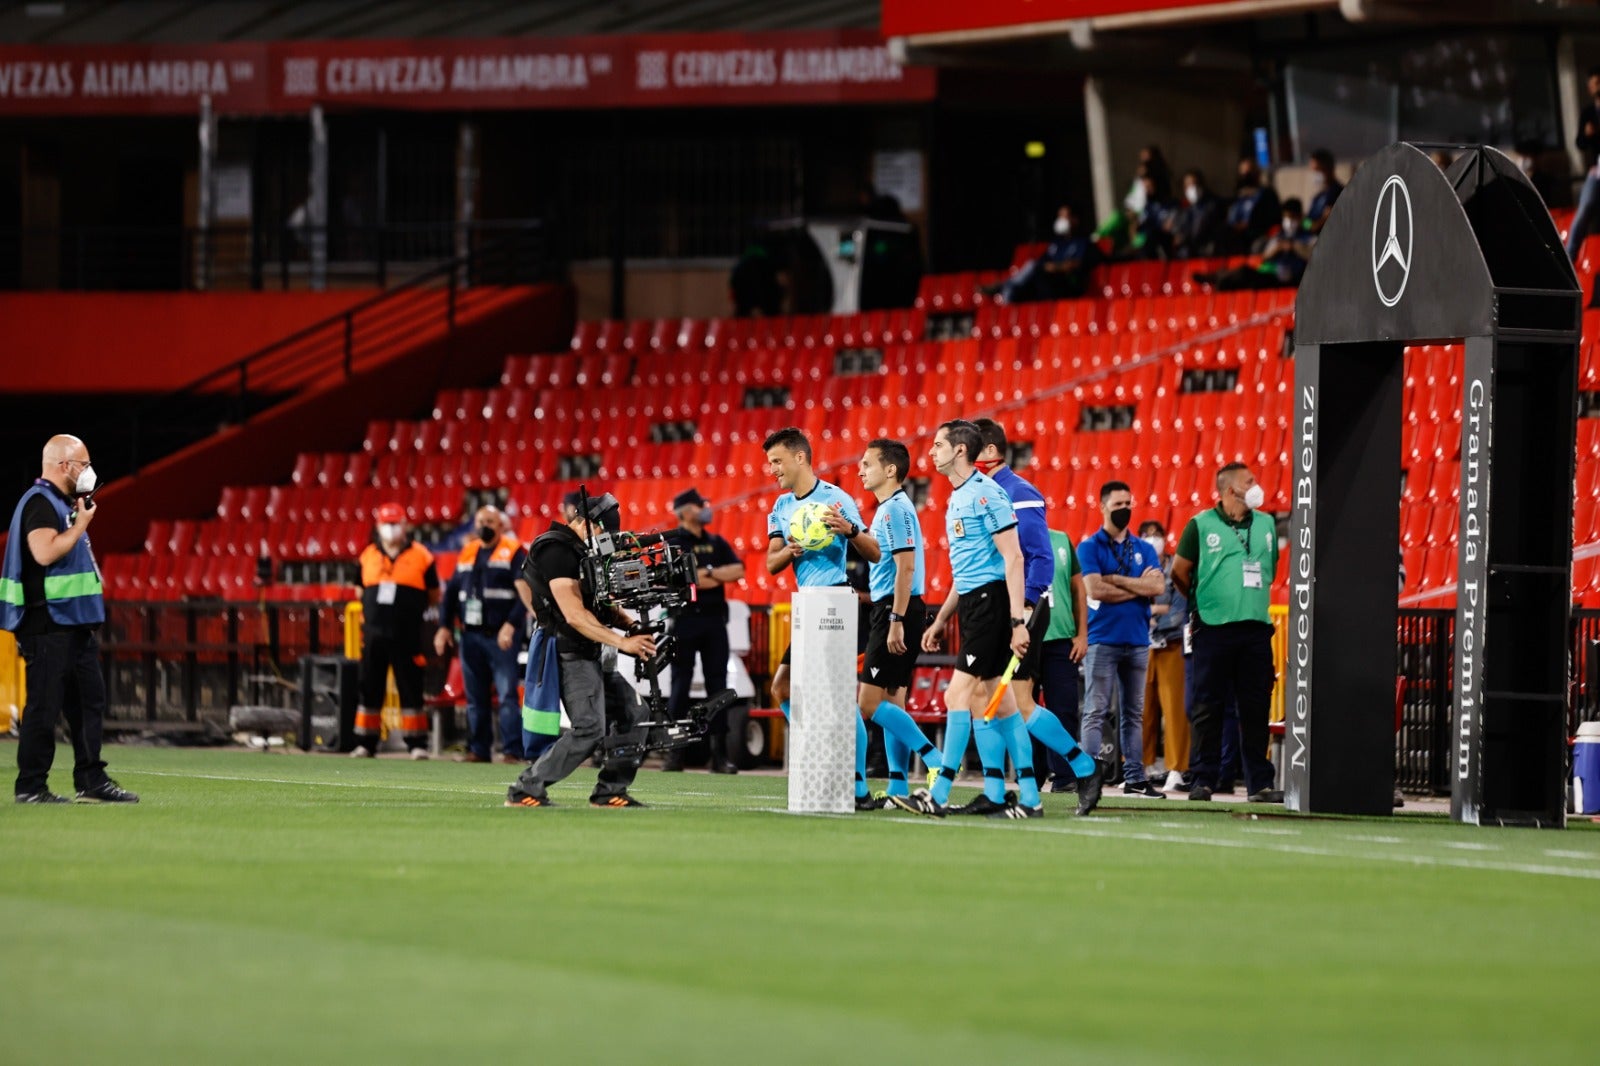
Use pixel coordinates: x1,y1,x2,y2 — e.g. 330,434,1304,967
882,0,1235,38
0,30,933,116
0,42,269,115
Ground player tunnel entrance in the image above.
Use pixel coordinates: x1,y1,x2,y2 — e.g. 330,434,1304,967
1287,143,1580,826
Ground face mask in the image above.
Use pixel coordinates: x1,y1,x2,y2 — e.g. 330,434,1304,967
1143,535,1166,556
1283,217,1298,234
1053,217,1071,236
698,506,713,525
1184,185,1201,205
477,526,497,544
1109,507,1132,530
378,523,404,544
1309,171,1327,192
72,464,96,496
975,457,1005,475
1243,484,1266,510
1124,181,1147,213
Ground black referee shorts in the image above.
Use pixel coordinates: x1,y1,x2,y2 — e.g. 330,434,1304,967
858,595,926,692
955,580,1012,680
1011,594,1051,684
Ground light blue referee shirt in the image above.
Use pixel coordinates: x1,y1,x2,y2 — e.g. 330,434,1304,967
767,478,866,587
868,488,924,602
945,471,1017,594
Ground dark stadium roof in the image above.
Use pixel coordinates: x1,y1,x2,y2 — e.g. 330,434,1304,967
0,0,880,44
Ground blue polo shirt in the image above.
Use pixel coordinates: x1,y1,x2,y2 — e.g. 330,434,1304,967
1078,528,1162,646
868,489,924,602
946,471,1016,594
767,477,866,587
990,464,1053,605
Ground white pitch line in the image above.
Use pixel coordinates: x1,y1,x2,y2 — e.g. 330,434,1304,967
863,810,1600,881
1543,849,1600,861
121,768,1600,881
1442,841,1500,852
1344,835,1404,844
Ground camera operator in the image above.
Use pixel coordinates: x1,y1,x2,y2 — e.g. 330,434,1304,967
661,487,744,773
506,493,658,808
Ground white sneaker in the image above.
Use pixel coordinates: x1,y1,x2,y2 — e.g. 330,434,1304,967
1164,770,1188,791
350,745,373,758
409,748,429,761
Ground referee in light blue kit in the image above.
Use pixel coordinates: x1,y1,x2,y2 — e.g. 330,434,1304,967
893,420,1044,819
851,438,944,808
761,428,880,790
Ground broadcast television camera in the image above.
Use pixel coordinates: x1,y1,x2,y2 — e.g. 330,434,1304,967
574,490,739,762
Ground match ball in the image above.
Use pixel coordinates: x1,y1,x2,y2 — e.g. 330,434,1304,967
789,502,836,551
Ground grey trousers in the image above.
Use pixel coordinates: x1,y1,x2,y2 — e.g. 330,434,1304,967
515,657,642,800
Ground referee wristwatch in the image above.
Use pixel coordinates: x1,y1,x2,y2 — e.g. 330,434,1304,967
844,521,860,538
888,611,905,623
1011,616,1027,628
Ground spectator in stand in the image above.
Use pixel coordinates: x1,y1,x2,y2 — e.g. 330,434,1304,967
1078,481,1167,797
1514,140,1566,208
1129,167,1177,260
1305,149,1344,234
435,505,531,764
1170,169,1226,259
1194,199,1314,291
1095,148,1172,257
1138,520,1190,791
730,234,783,317
1567,67,1600,261
988,204,1099,303
1223,158,1281,254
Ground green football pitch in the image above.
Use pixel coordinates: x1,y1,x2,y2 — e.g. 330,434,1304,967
3,745,1597,1065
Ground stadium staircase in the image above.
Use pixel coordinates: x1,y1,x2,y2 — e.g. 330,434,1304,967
96,208,1600,613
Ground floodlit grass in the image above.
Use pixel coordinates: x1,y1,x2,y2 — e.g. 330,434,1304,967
2,745,1596,1064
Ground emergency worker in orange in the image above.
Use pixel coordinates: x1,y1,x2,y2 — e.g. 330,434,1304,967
354,502,440,758
434,505,531,763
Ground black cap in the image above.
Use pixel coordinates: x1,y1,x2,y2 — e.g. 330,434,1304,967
585,491,622,533
671,487,708,512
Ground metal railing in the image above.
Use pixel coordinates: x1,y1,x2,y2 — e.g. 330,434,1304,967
0,219,550,292
116,228,555,478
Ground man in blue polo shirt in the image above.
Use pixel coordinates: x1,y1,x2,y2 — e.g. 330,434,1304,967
1078,480,1167,797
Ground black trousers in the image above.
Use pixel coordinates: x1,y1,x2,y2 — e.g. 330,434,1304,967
1187,621,1276,793
359,635,424,709
15,627,110,796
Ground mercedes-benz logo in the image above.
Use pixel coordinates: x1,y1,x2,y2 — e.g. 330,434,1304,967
1371,175,1413,308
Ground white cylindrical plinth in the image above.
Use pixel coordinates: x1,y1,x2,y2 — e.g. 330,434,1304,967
787,586,859,813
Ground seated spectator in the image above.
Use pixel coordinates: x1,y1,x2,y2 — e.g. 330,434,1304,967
1193,198,1314,291
1305,148,1344,234
729,235,783,317
988,204,1099,303
1222,159,1280,254
1093,147,1170,256
1170,169,1225,259
1124,167,1177,260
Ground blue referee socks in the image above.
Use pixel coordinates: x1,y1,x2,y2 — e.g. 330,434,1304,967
998,712,1041,809
855,712,869,799
972,718,1009,804
780,700,790,722
871,702,941,772
884,733,911,797
1024,707,1098,779
931,710,971,806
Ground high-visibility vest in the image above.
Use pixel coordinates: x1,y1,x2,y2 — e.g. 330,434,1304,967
1,482,104,631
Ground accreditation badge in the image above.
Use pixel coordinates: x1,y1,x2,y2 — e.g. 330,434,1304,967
1241,561,1263,589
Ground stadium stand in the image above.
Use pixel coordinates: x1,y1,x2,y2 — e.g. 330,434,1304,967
94,208,1599,617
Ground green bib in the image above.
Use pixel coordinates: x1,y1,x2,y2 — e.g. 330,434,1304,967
1192,508,1276,626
